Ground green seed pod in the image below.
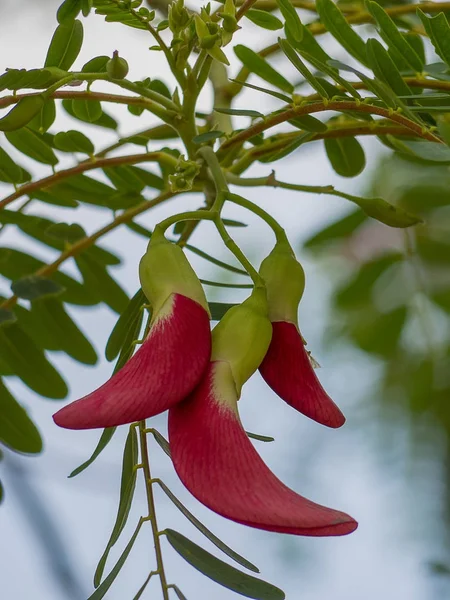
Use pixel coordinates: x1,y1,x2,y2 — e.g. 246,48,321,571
211,287,272,395
106,51,129,80
356,196,422,228
259,239,305,325
0,94,46,132
139,227,209,317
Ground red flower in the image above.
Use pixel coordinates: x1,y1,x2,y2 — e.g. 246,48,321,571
53,293,211,429
259,322,345,428
169,361,357,536
259,239,345,428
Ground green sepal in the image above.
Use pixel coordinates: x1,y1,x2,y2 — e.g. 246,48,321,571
259,239,305,325
139,228,209,317
211,287,272,395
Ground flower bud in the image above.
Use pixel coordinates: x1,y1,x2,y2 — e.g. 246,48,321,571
211,287,272,394
106,51,129,80
139,228,209,317
259,239,305,325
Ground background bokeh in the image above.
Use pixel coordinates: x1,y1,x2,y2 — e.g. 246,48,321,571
1,1,450,599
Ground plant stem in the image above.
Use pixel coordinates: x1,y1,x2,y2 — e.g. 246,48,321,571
213,215,262,286
218,100,442,156
138,420,169,600
156,209,216,234
226,191,287,242
198,146,229,194
0,151,178,210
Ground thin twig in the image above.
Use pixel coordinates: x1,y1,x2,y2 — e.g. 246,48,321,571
138,421,170,600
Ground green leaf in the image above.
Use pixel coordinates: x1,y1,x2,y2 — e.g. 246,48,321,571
0,379,43,454
30,297,97,364
148,428,171,458
69,427,117,477
0,321,68,398
391,139,450,164
75,254,129,313
103,165,145,192
229,79,291,103
165,529,285,599
72,99,102,122
87,520,143,600
132,572,154,600
222,218,247,227
347,306,408,357
0,308,16,326
215,107,264,119
433,289,450,313
5,127,58,165
62,99,118,129
105,288,146,361
278,39,329,98
287,23,334,68
259,132,314,162
416,236,450,265
46,222,86,243
157,480,259,573
82,55,110,73
54,130,95,154
0,247,98,306
170,585,187,600
28,99,57,133
193,131,225,144
288,114,327,133
246,431,275,443
184,245,248,276
200,279,252,289
324,137,366,177
328,60,398,109
0,479,3,504
334,253,403,309
367,1,423,72
44,19,84,71
82,0,92,17
276,0,303,42
57,0,82,23
246,9,282,31
303,209,366,250
94,427,138,587
0,145,22,183
208,302,236,320
316,0,367,65
366,38,412,97
234,45,293,94
299,52,361,100
11,275,64,301
0,95,46,132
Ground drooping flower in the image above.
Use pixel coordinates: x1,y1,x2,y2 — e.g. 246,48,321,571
169,288,357,536
53,229,211,429
258,240,345,428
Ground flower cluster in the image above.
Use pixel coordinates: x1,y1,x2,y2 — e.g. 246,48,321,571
54,230,357,537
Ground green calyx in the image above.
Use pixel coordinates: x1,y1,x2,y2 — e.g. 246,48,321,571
139,227,209,317
259,240,305,325
211,286,272,396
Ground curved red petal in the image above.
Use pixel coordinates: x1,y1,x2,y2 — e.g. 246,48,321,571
259,322,345,428
53,294,211,429
169,362,357,537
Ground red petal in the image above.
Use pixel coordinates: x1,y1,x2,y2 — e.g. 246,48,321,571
169,362,357,537
53,294,211,429
259,322,345,428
